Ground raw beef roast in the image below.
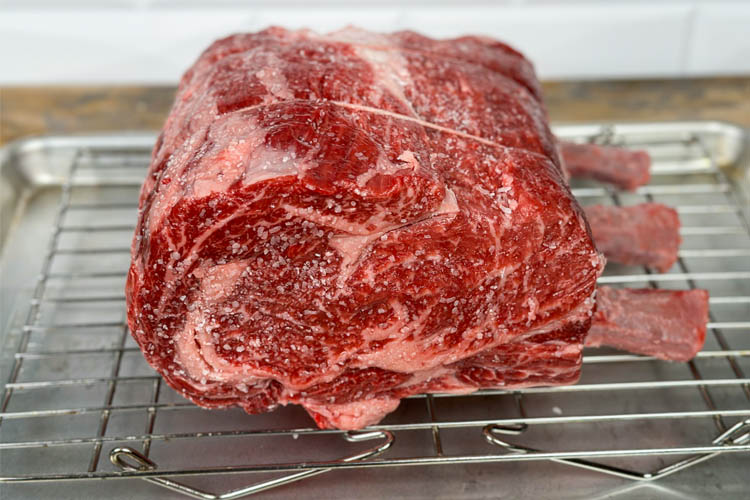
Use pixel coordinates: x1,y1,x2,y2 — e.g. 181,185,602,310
587,287,708,361
585,203,681,272
126,27,604,429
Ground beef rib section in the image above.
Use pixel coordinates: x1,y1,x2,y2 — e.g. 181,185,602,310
587,287,708,362
585,203,681,272
559,141,651,191
126,27,604,430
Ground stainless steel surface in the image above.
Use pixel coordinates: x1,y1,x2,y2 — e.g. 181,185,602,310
1,121,749,499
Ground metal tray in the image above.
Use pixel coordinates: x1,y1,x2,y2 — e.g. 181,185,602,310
1,121,749,500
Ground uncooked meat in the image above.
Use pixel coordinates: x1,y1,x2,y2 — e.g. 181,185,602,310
559,141,651,191
126,27,604,430
587,287,708,361
585,203,681,272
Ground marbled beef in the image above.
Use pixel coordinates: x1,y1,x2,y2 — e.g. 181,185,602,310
126,27,604,430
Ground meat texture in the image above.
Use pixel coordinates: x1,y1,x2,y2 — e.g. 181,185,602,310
587,287,708,361
585,203,681,272
559,141,651,191
126,27,604,430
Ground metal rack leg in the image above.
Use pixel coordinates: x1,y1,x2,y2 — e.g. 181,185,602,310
483,418,750,482
110,430,395,499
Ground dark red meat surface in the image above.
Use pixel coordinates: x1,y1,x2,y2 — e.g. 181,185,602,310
585,203,681,272
587,287,708,361
126,27,604,429
559,141,651,191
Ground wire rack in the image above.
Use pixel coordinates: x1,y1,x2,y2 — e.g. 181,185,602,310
1,124,749,499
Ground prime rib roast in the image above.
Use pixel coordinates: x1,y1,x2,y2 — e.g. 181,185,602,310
126,27,705,430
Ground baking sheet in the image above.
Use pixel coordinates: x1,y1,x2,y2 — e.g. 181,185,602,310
1,122,749,499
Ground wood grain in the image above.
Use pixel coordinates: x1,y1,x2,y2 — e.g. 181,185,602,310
1,78,748,146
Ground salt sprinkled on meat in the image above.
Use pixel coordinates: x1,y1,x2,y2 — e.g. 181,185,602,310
126,26,603,430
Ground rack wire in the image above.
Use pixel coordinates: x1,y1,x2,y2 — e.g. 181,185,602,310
1,124,749,498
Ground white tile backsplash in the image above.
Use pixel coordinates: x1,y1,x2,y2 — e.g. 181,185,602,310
400,4,693,79
254,7,407,34
685,2,750,75
0,1,747,84
0,10,262,84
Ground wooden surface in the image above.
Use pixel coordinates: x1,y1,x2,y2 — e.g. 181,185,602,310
1,78,749,145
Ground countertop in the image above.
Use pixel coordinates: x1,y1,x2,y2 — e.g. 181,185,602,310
1,78,750,145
